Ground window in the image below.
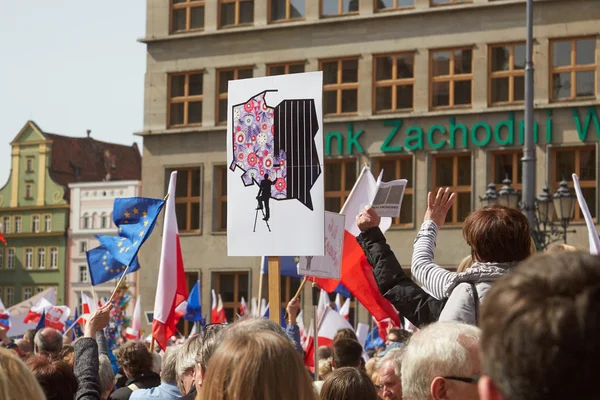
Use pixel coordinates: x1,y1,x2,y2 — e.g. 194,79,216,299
216,67,254,124
44,215,52,232
101,214,108,229
491,150,523,191
281,276,302,309
80,241,88,254
325,159,357,212
219,0,254,28
553,146,596,221
14,216,21,233
36,287,45,294
270,0,305,22
5,288,13,307
2,217,9,234
23,287,33,300
430,48,473,109
214,271,249,322
375,156,414,226
172,167,202,233
38,248,45,269
431,0,470,5
171,0,205,33
25,184,32,199
32,215,40,233
50,248,58,269
7,249,15,269
215,166,228,232
322,0,359,16
374,53,415,113
376,0,414,11
267,62,305,76
79,265,89,283
432,153,472,224
168,71,204,127
25,248,33,269
83,214,90,229
320,58,359,115
26,157,34,172
551,37,597,101
489,43,526,105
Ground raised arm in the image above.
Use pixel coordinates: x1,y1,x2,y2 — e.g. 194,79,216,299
411,188,458,300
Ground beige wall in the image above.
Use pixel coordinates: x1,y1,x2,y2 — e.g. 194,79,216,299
139,0,600,327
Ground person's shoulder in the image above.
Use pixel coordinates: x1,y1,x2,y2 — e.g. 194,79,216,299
108,387,132,400
129,388,152,400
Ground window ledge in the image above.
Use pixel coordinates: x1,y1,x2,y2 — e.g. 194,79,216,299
179,231,202,237
387,224,417,231
210,231,227,236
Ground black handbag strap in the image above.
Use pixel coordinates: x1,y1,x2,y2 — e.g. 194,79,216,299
469,283,480,325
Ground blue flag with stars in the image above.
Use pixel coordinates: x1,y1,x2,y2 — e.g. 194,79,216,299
87,246,141,286
95,197,165,268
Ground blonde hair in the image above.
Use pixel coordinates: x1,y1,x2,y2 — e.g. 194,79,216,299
200,330,318,400
0,347,46,400
318,358,332,380
456,255,474,273
546,243,579,253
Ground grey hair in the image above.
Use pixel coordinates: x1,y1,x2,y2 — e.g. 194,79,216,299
176,335,203,381
98,355,115,397
151,352,162,374
34,327,63,355
221,317,295,348
195,324,226,372
161,346,180,384
401,322,481,400
378,348,404,375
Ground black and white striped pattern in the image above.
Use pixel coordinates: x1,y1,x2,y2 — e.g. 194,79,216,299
411,220,457,300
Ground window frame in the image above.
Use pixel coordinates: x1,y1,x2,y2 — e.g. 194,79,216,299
373,52,416,113
324,158,358,213
2,216,10,234
167,70,205,128
79,265,89,283
173,167,202,234
24,248,33,270
83,214,90,229
218,0,254,28
430,0,472,6
6,248,15,270
216,66,254,125
14,215,21,233
549,36,597,102
490,149,523,191
32,214,40,233
44,214,52,232
170,0,205,34
25,184,33,199
269,0,305,23
50,247,58,269
214,271,249,322
431,152,472,225
266,61,306,76
374,156,415,227
37,247,46,269
320,0,359,17
374,0,415,12
320,57,360,116
26,157,34,173
488,42,526,106
80,241,88,255
430,47,474,110
215,165,228,232
4,287,13,307
23,287,33,301
552,145,596,222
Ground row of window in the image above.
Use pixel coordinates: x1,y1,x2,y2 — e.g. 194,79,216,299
167,37,598,127
2,214,52,234
81,212,113,230
171,145,596,234
0,286,49,307
170,0,476,33
0,247,59,270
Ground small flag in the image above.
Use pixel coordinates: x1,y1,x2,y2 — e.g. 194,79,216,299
35,311,46,332
24,298,53,323
87,247,141,286
0,299,10,331
339,298,351,320
239,297,248,317
184,282,202,322
125,296,141,340
45,305,71,331
334,294,341,312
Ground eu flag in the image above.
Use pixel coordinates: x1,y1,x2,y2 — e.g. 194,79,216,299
184,282,202,322
87,246,141,286
96,197,165,268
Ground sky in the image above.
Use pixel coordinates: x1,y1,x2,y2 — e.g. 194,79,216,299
0,1,146,185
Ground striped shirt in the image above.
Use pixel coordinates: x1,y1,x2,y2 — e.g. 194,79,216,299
411,220,458,300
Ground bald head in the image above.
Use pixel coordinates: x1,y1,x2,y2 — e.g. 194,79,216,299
34,328,63,355
15,338,32,354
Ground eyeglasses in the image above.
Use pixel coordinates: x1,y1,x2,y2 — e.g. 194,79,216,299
374,384,383,391
443,375,480,384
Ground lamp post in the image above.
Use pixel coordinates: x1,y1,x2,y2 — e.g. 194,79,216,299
553,179,577,243
497,177,520,209
479,183,499,207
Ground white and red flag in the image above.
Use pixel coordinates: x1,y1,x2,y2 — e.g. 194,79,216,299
125,295,142,340
239,297,248,317
211,290,227,323
24,297,53,323
151,171,189,350
45,305,71,331
339,298,351,321
304,307,354,368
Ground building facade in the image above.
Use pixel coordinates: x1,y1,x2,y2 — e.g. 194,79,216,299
139,0,600,328
67,180,141,313
0,121,141,307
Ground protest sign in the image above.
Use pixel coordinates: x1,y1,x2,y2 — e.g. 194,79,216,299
372,179,408,218
297,212,345,280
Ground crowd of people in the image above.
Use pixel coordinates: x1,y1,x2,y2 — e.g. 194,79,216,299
0,187,598,400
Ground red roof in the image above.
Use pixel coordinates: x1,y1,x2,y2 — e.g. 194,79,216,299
41,131,141,198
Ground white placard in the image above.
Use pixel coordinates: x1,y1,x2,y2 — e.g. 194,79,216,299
372,179,408,218
297,212,345,279
227,72,325,256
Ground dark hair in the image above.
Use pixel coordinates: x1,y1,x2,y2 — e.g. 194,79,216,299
332,339,363,369
463,205,531,263
26,355,78,400
59,345,75,368
480,252,600,400
25,329,36,345
333,328,358,343
115,341,153,376
317,346,332,360
320,367,378,400
387,328,411,343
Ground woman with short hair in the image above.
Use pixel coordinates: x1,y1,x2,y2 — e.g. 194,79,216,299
319,368,378,400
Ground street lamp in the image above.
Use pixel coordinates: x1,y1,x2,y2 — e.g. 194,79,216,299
479,183,499,207
497,177,520,209
553,179,577,243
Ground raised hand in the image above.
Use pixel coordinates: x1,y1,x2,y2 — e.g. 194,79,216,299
84,302,114,338
356,205,381,232
424,187,456,228
287,297,301,325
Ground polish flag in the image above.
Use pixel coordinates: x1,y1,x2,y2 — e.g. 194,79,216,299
339,298,351,320
334,294,342,312
81,292,97,315
125,296,141,340
24,298,53,323
250,297,259,317
317,289,330,326
304,307,354,368
313,167,401,327
45,305,71,331
239,297,248,317
297,310,306,342
152,171,189,351
0,299,11,330
211,290,227,324
260,299,269,318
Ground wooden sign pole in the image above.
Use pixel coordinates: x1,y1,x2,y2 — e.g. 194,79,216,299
267,256,281,324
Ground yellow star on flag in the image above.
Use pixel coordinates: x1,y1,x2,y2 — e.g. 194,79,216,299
120,248,125,253
117,241,123,248
133,241,138,246
125,247,130,252
294,257,300,262
105,267,109,270
103,255,107,260
139,231,144,237
142,211,147,218
103,262,107,266
143,220,149,227
119,226,123,233
124,211,131,218
133,208,139,215
110,269,114,273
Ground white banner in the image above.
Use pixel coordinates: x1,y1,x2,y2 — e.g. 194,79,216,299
297,212,345,280
7,287,56,337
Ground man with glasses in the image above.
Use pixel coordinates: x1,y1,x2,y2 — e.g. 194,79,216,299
378,348,404,400
401,322,481,400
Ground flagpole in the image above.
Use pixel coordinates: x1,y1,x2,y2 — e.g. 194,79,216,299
196,278,201,334
150,337,155,352
339,166,369,215
64,319,79,334
312,282,319,382
258,257,265,313
108,265,131,303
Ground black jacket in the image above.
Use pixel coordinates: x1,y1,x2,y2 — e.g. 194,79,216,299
357,227,446,328
180,386,197,400
109,372,161,400
74,338,101,400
